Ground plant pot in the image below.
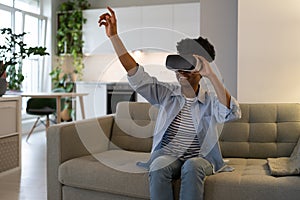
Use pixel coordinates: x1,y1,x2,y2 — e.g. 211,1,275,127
0,77,7,96
61,108,72,122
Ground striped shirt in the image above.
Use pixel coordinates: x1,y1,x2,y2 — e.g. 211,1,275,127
161,97,201,161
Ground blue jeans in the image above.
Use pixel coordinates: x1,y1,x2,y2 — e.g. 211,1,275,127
149,155,213,200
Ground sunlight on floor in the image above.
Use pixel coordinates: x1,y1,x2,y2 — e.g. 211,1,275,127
0,131,47,200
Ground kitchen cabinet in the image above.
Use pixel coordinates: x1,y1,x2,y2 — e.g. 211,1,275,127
116,6,142,52
82,8,111,54
140,4,174,52
75,82,107,120
82,3,200,55
75,82,137,119
82,7,142,54
0,96,21,174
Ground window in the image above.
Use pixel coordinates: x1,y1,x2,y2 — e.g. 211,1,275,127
0,0,13,7
0,9,11,28
23,15,40,92
0,9,11,44
0,0,48,112
15,0,40,14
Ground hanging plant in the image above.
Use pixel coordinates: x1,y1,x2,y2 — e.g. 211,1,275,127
50,0,90,121
55,0,90,80
49,65,74,93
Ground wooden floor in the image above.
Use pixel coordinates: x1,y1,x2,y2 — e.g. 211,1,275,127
0,131,47,200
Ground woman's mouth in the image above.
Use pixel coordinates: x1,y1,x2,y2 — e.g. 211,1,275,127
179,76,187,81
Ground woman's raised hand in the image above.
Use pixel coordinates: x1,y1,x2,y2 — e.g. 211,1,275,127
98,6,117,38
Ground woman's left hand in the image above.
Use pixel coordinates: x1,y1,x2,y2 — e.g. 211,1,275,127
193,55,215,78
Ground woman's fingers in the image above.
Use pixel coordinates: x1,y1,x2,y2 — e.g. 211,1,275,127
98,7,117,37
99,13,110,21
99,21,107,27
107,6,115,17
106,15,112,24
98,13,112,26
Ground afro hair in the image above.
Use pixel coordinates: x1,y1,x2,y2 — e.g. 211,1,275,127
176,36,216,62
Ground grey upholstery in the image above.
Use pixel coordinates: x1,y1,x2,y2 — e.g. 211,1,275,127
58,150,150,199
47,102,300,200
220,104,300,158
109,102,157,152
205,158,300,200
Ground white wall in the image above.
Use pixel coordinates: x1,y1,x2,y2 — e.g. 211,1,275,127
200,0,238,97
200,0,300,103
83,52,177,83
238,0,300,103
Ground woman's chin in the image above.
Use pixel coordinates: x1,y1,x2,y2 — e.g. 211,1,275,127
178,78,191,87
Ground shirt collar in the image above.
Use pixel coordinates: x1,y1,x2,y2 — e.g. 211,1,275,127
198,87,206,104
170,84,206,104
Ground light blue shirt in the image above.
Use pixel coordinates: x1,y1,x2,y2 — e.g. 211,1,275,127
128,66,241,172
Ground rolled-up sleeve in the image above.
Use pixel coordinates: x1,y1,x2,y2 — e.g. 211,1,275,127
127,65,143,89
225,96,241,121
213,96,241,123
127,65,168,105
127,65,155,90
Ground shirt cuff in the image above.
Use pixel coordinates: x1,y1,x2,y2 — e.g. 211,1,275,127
217,96,238,122
225,96,241,120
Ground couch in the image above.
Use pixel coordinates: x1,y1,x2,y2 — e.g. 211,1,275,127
47,102,300,200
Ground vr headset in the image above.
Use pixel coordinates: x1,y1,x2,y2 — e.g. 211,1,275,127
165,54,202,72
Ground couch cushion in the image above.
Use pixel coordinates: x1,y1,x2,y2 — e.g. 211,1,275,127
58,150,150,199
109,102,158,152
205,158,300,200
220,104,300,158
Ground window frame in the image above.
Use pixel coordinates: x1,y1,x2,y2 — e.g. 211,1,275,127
0,1,49,115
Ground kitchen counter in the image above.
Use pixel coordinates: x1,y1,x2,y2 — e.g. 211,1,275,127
75,81,137,120
75,81,132,90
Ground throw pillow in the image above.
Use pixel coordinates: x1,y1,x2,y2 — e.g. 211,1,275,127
267,136,300,176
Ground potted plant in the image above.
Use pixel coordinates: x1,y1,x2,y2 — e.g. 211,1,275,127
0,28,49,94
0,60,7,96
49,66,75,121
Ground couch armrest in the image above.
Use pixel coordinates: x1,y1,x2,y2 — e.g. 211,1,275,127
47,115,114,200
